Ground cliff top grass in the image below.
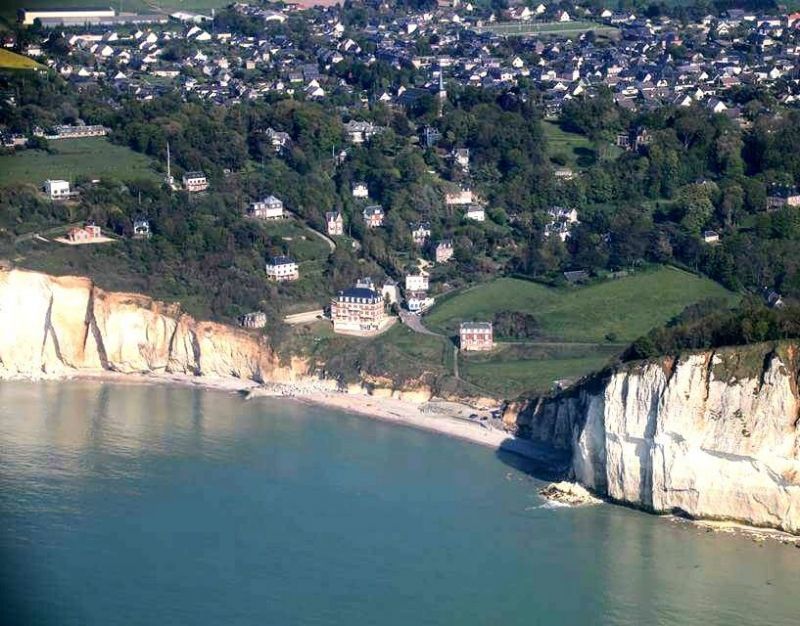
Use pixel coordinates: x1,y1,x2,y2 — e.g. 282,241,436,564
0,139,160,186
425,266,738,344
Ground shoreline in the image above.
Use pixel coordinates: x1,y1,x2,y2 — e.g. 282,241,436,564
4,370,798,543
0,369,552,461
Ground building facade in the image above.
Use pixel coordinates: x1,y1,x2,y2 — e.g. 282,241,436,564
238,311,267,329
410,221,431,245
133,217,151,239
67,223,102,242
405,274,429,292
326,211,344,236
445,188,474,205
50,124,107,139
331,287,385,334
20,8,116,25
44,179,70,199
182,171,209,192
459,321,493,351
249,195,284,219
265,256,299,282
434,240,454,263
363,205,385,228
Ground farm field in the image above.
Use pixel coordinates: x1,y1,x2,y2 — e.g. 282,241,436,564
425,267,738,343
0,138,160,186
474,20,618,38
0,49,42,70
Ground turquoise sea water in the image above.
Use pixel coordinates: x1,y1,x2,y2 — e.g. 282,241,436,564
1,381,798,626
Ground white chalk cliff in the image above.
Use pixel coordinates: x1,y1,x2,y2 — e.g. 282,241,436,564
0,268,306,383
3,269,799,532
514,347,800,533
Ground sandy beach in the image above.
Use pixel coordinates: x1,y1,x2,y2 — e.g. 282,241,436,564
249,382,553,460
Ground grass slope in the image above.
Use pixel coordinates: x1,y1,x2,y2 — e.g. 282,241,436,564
427,267,738,396
0,138,160,186
542,120,595,168
0,49,42,70
426,267,737,343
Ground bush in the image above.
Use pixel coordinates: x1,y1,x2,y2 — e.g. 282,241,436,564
492,310,540,339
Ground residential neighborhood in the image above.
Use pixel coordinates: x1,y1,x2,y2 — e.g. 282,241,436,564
9,2,800,118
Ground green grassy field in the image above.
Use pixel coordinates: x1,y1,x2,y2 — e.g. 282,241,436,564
475,20,618,38
460,353,612,397
542,120,595,168
0,49,42,70
425,267,738,343
257,220,331,263
425,267,738,396
0,138,160,186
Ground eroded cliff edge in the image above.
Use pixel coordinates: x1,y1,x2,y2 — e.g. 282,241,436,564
507,344,800,533
0,268,307,383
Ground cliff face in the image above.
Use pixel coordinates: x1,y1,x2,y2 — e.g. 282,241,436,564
511,345,800,533
0,269,306,383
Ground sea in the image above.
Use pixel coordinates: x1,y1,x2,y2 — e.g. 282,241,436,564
1,380,798,626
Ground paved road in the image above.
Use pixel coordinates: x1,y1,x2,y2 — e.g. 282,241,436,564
284,309,324,325
398,310,442,336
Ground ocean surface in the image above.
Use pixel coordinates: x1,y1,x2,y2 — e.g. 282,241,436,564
1,381,798,626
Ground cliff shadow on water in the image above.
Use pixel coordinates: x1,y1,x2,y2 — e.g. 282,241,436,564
494,438,573,483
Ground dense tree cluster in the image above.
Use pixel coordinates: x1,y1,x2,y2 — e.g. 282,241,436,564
622,298,800,361
4,65,800,330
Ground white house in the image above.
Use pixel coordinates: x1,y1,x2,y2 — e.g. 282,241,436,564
43,179,70,199
182,171,208,192
249,195,284,219
445,188,474,205
266,256,299,282
464,205,486,222
405,274,429,292
352,181,369,198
